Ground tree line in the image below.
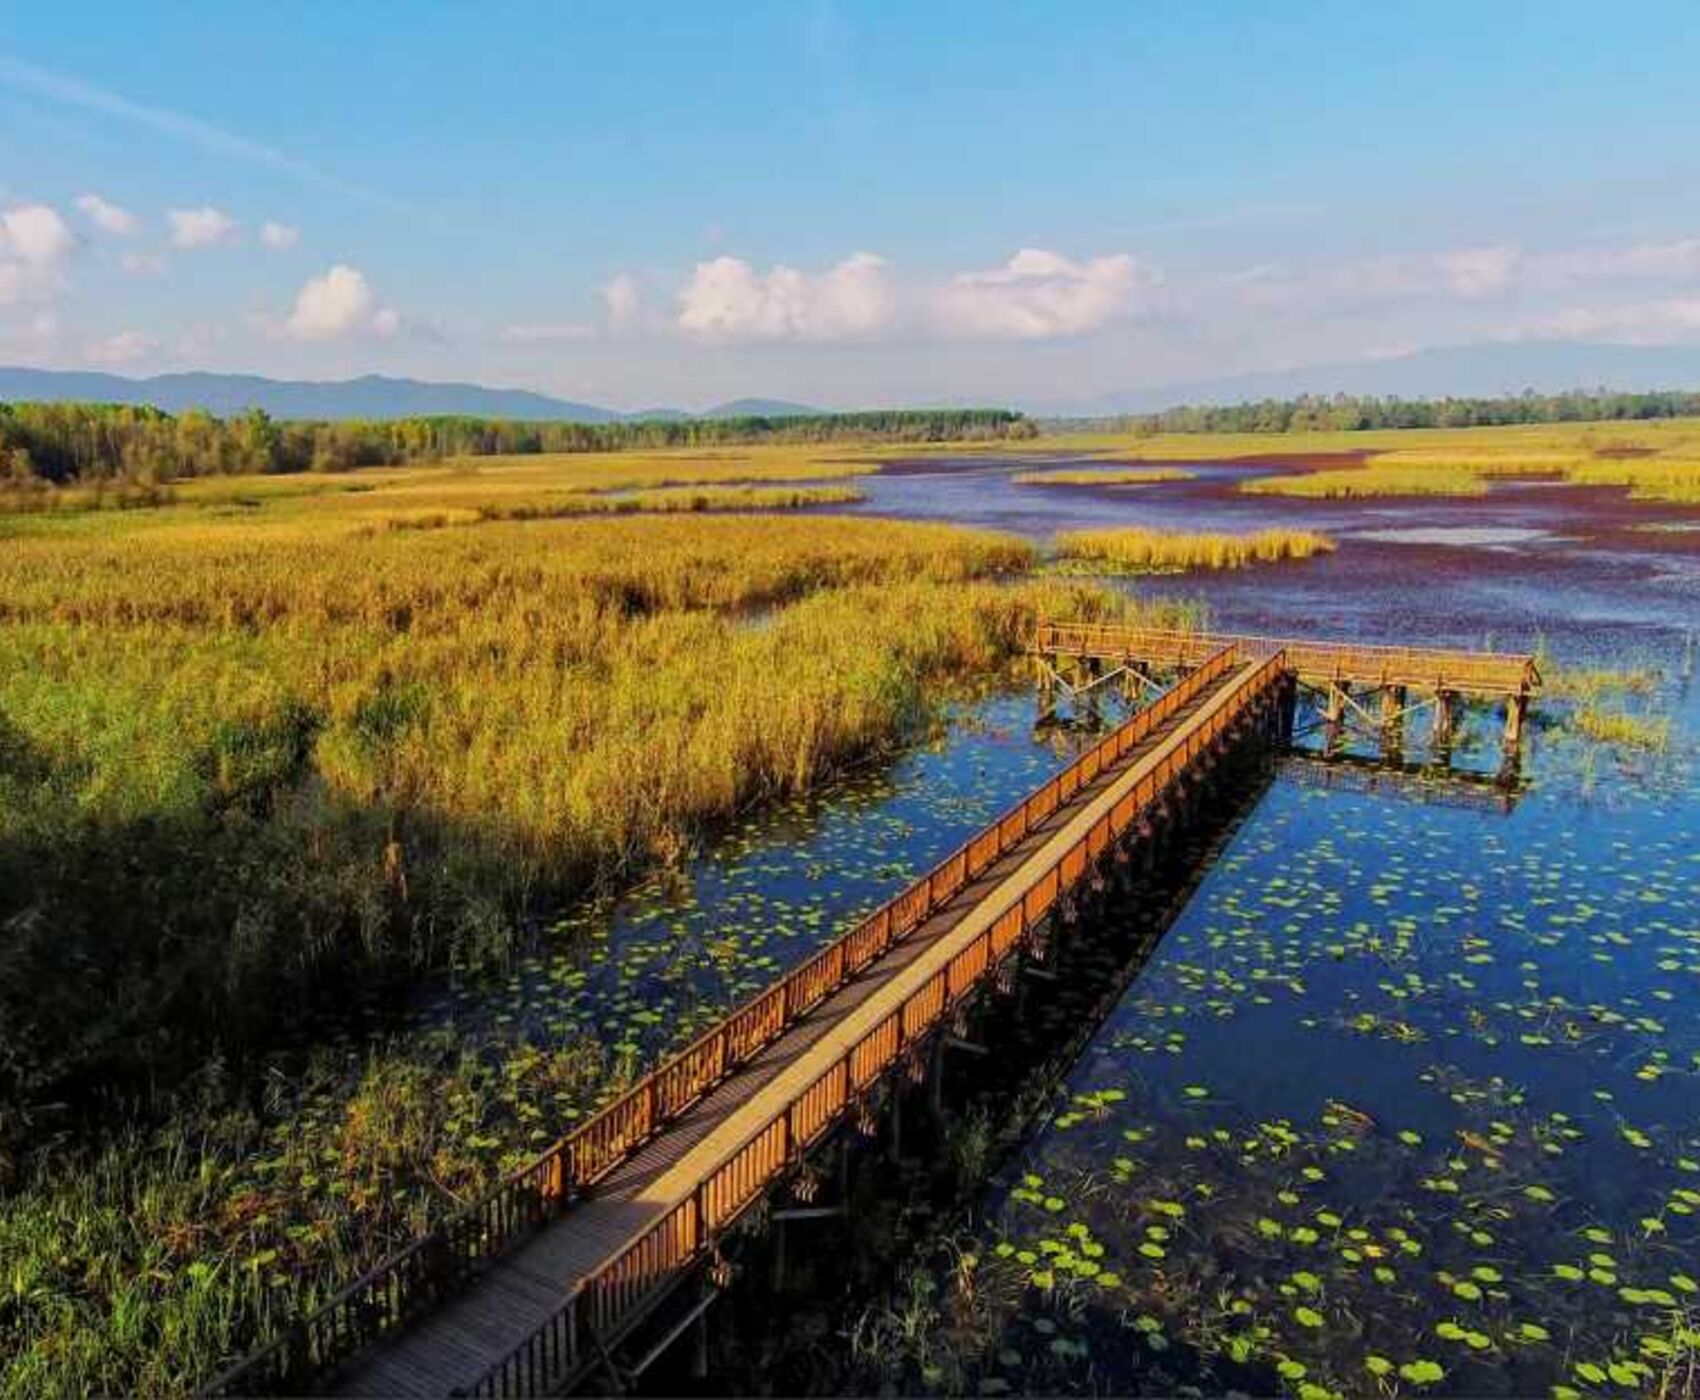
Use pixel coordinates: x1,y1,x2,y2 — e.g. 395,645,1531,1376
0,402,1034,485
1072,388,1700,435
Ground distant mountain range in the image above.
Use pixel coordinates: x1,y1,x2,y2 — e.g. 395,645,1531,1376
0,367,822,424
1028,342,1700,417
8,342,1700,424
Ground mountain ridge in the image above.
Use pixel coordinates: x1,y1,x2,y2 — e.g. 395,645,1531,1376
0,367,827,424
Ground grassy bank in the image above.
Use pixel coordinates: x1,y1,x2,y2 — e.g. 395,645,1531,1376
1053,526,1336,573
0,443,881,520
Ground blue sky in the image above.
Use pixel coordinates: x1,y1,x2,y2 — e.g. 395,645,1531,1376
3,1,1699,408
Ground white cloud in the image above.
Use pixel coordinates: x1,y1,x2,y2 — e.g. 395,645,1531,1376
259,220,300,251
1539,239,1700,283
678,252,895,342
283,263,399,340
120,250,166,276
1523,298,1700,346
74,192,137,236
603,272,641,332
85,329,159,365
167,205,238,249
1436,246,1520,297
501,322,598,343
931,248,1148,339
0,202,76,304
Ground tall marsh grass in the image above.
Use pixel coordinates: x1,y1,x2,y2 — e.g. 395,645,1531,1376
0,491,1206,1396
1053,526,1336,572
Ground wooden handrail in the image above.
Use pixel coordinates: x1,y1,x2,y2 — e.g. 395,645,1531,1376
201,646,1246,1397
458,649,1291,1398
1033,621,1539,694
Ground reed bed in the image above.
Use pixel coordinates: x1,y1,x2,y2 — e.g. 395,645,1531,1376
1565,456,1700,503
1010,468,1195,487
1053,526,1337,572
1241,462,1494,498
2,445,879,519
354,483,865,534
0,493,1205,1397
1244,449,1700,502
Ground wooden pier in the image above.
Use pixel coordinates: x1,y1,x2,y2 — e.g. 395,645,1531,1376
202,625,1534,1398
1031,620,1540,758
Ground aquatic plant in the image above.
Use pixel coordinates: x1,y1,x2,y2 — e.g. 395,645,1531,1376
1052,526,1337,572
1570,704,1672,750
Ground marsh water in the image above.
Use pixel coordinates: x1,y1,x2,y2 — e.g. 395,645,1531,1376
811,456,1700,1398
405,455,1696,1396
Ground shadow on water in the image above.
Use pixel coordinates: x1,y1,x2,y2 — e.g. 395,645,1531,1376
632,730,1287,1396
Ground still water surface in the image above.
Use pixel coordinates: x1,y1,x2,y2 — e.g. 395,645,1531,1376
426,457,1696,1396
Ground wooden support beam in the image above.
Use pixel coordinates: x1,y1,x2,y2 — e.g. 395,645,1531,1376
624,1287,721,1381
1503,693,1527,751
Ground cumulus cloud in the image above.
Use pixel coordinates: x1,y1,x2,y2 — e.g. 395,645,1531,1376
677,252,895,342
283,263,399,340
168,205,238,248
603,272,641,332
0,202,76,304
930,249,1148,339
85,329,159,365
75,192,137,236
259,220,300,251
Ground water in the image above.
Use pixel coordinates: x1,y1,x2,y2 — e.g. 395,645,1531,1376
345,453,1695,1395
805,455,1700,1398
403,693,1110,1114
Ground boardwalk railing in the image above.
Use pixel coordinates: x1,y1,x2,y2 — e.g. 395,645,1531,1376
1033,621,1540,697
463,648,1292,1397
203,645,1246,1396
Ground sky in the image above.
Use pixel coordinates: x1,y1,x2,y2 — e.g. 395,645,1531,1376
3,1,1700,410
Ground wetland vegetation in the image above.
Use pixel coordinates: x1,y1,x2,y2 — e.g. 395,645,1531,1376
1053,527,1337,573
0,444,1203,1395
2,399,1698,1398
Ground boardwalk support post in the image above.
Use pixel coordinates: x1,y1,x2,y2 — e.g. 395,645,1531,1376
1381,686,1405,760
1503,693,1527,753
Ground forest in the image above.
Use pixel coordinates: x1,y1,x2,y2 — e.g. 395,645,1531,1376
1092,387,1700,434
0,402,1032,486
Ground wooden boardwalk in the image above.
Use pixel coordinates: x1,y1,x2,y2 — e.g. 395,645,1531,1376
205,640,1295,1398
205,626,1530,1398
1032,621,1540,754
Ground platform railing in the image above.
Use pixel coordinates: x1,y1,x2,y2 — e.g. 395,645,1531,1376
460,648,1291,1398
1033,621,1539,695
200,646,1244,1397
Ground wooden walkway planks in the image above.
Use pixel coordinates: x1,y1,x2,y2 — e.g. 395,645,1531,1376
327,657,1264,1398
1032,621,1540,698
